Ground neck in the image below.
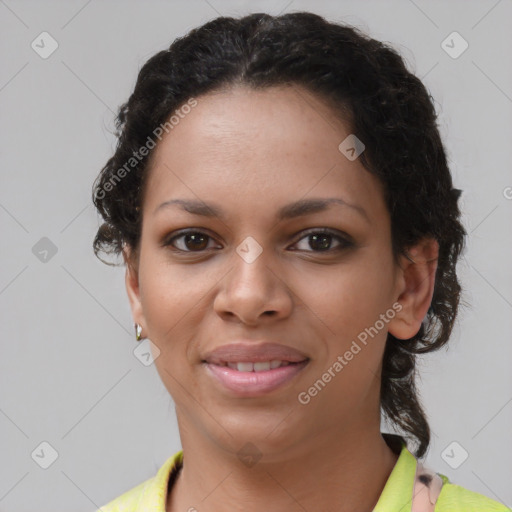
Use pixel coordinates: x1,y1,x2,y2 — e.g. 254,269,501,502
167,422,400,512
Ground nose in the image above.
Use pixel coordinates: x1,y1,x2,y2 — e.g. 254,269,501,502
213,246,293,325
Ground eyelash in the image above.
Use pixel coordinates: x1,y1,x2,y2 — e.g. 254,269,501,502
162,228,354,254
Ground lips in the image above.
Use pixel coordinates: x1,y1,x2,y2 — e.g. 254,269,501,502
205,359,309,396
202,341,310,365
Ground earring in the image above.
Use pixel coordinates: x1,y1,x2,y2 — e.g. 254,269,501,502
134,323,143,342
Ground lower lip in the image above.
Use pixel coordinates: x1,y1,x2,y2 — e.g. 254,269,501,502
204,361,309,397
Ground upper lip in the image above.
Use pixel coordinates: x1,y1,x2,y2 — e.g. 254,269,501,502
202,342,310,365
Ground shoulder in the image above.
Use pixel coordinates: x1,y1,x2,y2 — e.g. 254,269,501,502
381,435,510,512
435,474,511,512
96,478,152,512
95,450,183,512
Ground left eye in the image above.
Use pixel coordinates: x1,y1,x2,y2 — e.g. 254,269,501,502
292,229,352,252
163,229,352,253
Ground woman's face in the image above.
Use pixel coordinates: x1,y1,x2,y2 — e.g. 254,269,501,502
126,85,412,457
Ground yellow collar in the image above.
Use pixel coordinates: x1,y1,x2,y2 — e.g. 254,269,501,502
132,441,423,511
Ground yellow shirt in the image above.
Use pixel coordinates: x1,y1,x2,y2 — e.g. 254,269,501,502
97,439,510,511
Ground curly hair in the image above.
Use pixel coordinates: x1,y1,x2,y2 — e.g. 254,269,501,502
92,11,467,459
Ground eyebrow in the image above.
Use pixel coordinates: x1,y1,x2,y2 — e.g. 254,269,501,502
154,197,369,223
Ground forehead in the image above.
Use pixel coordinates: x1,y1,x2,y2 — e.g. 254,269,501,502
149,85,349,166
143,85,387,224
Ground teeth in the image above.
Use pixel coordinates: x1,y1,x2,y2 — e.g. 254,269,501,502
237,362,254,372
254,361,270,371
224,360,291,372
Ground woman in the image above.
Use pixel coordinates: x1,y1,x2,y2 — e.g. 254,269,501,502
92,12,509,512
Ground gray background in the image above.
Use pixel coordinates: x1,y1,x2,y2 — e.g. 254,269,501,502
1,0,511,511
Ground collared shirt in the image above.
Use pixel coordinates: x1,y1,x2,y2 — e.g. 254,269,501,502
97,437,510,511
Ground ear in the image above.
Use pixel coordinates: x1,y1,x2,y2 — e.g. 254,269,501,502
387,237,439,340
123,246,146,338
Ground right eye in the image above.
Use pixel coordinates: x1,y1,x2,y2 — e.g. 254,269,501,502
163,229,220,252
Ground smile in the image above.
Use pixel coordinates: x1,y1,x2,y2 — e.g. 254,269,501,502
204,359,310,397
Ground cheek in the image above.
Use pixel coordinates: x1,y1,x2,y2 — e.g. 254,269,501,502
299,258,394,387
137,235,219,369
300,261,392,334
138,256,222,383
139,264,202,398
138,259,202,344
